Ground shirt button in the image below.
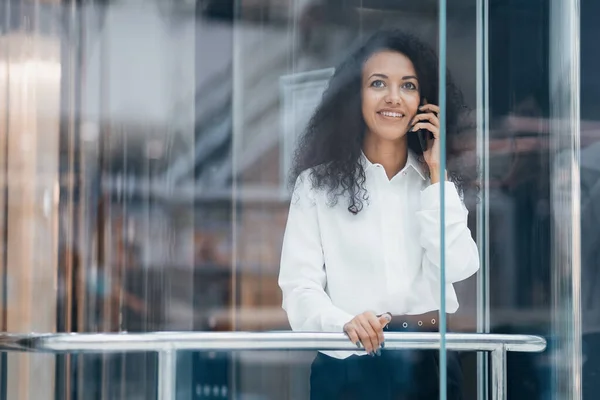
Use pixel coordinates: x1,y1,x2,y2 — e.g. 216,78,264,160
402,171,407,176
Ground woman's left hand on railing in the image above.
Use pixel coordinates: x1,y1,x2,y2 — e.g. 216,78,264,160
343,311,391,356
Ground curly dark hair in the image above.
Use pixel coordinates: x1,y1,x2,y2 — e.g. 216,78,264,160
290,29,473,214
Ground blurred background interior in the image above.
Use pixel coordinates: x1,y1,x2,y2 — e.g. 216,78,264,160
0,0,597,399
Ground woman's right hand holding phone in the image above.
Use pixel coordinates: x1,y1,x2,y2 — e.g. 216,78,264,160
343,311,392,356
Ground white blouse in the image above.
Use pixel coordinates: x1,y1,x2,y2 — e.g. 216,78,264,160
278,151,480,358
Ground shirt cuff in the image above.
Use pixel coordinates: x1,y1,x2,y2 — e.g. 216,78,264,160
323,308,355,332
420,181,463,211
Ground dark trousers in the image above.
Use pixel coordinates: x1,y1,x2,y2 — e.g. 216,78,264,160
583,333,600,399
310,349,463,400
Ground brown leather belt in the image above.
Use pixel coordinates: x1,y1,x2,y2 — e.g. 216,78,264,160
383,311,448,332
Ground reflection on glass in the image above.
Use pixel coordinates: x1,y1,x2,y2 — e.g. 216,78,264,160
575,3,599,399
0,0,593,398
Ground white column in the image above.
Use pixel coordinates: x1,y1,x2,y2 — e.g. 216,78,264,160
549,0,582,398
0,32,61,400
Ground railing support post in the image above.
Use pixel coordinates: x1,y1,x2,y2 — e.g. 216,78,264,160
158,349,177,400
491,345,507,400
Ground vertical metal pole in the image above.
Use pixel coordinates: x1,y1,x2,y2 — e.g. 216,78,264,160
476,0,490,398
438,0,448,398
549,0,582,398
158,350,177,400
490,347,506,400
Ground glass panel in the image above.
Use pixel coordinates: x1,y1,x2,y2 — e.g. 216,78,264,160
478,0,584,398
0,0,486,398
1,0,591,398
486,12,554,393
580,2,600,398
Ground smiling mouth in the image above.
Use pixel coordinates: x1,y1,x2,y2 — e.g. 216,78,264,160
378,111,405,118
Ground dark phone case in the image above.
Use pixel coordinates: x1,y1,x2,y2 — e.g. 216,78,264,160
415,109,434,152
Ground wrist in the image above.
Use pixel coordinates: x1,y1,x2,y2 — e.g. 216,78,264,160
429,169,447,184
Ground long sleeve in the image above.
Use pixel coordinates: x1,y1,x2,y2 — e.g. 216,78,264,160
417,181,480,284
278,174,354,332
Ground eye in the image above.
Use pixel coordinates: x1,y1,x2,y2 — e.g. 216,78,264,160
370,80,386,88
402,82,418,90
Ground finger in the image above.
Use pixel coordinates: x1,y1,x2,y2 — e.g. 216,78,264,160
378,315,391,348
354,321,374,354
356,315,377,354
343,324,362,349
419,104,440,114
357,315,379,354
378,313,392,329
366,313,385,347
411,122,439,138
412,112,440,128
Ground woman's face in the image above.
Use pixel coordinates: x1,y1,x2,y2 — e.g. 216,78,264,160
361,50,421,143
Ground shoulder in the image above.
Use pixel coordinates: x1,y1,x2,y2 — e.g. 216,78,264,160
292,164,331,192
291,168,320,206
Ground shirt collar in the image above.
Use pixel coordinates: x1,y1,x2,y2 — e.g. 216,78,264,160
360,150,427,181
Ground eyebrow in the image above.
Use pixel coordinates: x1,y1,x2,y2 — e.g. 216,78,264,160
368,73,419,81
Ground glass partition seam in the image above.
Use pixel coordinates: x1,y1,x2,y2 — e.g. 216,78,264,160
75,2,88,394
232,1,242,334
59,1,82,398
0,0,10,335
439,0,448,398
476,0,490,398
97,8,111,398
0,0,9,398
63,0,81,336
232,0,243,398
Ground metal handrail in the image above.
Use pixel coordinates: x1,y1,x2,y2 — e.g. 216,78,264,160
0,332,546,400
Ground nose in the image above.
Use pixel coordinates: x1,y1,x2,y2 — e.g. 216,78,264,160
384,87,401,105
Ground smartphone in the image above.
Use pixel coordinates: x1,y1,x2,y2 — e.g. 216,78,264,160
414,101,434,152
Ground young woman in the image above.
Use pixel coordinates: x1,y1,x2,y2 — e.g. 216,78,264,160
278,29,479,400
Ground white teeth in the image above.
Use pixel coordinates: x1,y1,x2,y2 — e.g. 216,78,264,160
380,111,403,118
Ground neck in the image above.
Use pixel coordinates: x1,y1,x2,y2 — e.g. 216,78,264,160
362,134,408,179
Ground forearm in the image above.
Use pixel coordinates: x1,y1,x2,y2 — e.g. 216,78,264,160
418,181,480,282
281,286,354,332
